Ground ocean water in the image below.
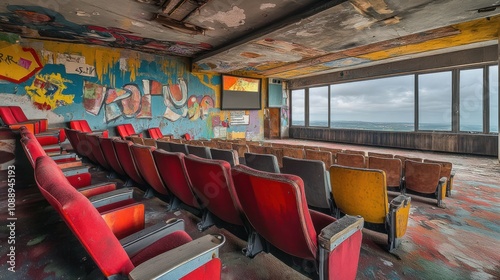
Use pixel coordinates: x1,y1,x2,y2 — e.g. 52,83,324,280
295,120,491,132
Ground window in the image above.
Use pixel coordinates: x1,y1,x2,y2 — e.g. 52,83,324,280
308,86,329,127
330,75,414,131
490,65,498,133
459,68,483,132
418,71,452,131
291,89,305,126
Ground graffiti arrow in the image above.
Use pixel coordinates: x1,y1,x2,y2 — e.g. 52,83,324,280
0,43,43,84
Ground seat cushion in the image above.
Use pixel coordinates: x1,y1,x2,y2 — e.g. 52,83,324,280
130,230,192,266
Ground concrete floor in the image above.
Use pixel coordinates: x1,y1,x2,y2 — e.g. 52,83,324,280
0,139,499,279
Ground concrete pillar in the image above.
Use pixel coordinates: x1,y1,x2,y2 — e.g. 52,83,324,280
498,31,500,162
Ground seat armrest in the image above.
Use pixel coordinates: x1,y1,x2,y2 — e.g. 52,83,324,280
89,188,134,208
9,123,35,133
437,177,447,208
121,219,185,257
77,182,117,197
318,215,364,252
317,215,364,280
128,234,225,280
51,153,79,161
61,165,90,177
389,194,411,211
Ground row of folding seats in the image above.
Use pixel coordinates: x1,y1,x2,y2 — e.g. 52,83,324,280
19,124,225,278
220,140,455,197
33,155,224,279
0,106,66,144
65,130,364,279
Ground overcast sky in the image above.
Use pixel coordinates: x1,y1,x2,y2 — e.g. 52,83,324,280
292,65,498,130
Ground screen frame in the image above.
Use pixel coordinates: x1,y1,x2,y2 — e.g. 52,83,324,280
220,74,262,110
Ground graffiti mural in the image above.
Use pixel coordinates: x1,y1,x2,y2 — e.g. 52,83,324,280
83,81,105,115
24,73,74,110
163,78,214,122
82,77,213,124
0,5,212,57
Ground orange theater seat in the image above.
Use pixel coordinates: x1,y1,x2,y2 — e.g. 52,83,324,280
116,123,143,139
69,119,109,138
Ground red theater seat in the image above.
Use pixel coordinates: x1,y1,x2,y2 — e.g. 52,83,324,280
184,155,245,231
0,106,60,146
69,119,109,138
153,150,201,210
129,144,170,197
34,155,224,279
231,164,364,279
9,106,66,142
99,136,127,176
147,127,173,140
113,139,147,187
116,123,143,139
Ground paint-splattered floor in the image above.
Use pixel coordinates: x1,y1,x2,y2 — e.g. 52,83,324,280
0,139,499,279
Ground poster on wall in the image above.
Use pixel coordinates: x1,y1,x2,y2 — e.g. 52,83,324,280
83,81,106,115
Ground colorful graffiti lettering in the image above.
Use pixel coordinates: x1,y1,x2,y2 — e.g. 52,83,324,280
0,5,212,57
84,78,213,123
25,73,74,110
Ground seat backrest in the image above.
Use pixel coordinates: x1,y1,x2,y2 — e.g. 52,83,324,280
125,124,136,136
216,141,233,150
187,145,212,159
282,157,331,210
20,137,46,167
330,165,389,224
247,144,268,154
0,106,18,125
209,148,239,166
34,156,134,277
282,147,305,159
80,120,92,132
318,147,342,160
367,152,393,158
231,164,318,260
244,152,280,173
304,149,333,169
423,159,452,181
152,150,200,208
404,160,441,194
367,156,402,188
86,134,111,170
128,136,145,145
99,137,126,176
129,144,169,195
112,139,146,185
336,153,366,168
147,127,163,139
142,138,157,147
156,140,171,152
169,142,189,154
343,149,366,156
65,129,81,154
76,132,98,163
8,106,29,122
267,147,284,167
184,155,244,226
69,120,83,131
202,140,218,149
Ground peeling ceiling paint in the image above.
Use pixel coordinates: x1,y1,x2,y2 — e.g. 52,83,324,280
0,0,498,80
260,3,276,10
200,6,247,28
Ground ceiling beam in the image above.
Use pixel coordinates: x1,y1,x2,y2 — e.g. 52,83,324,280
193,0,348,62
